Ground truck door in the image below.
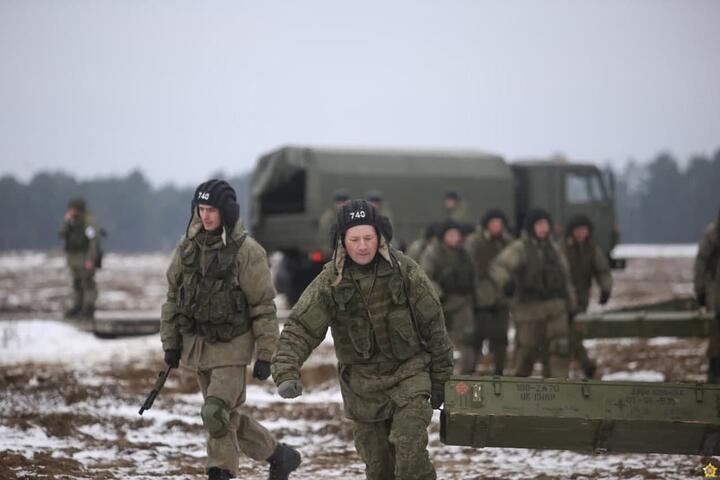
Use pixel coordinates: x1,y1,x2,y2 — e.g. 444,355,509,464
561,167,614,251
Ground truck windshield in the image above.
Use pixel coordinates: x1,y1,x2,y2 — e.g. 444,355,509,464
566,171,607,204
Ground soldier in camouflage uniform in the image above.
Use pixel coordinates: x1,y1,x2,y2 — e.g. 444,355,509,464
465,209,514,375
562,214,613,378
405,223,439,262
58,197,101,319
420,219,476,374
272,199,453,480
318,190,350,260
490,209,577,378
160,180,300,480
694,209,720,382
444,190,470,222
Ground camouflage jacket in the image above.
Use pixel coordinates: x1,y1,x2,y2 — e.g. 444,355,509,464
465,229,513,308
160,213,278,369
694,220,720,302
561,238,613,312
490,233,577,313
272,241,453,420
58,213,100,268
419,241,475,298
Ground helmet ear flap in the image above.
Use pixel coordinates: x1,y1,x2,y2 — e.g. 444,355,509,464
379,215,393,243
329,223,339,251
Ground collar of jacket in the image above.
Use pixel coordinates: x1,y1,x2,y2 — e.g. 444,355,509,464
186,210,246,246
481,228,512,242
332,234,395,286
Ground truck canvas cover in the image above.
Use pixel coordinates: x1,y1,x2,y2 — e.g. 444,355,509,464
441,375,720,455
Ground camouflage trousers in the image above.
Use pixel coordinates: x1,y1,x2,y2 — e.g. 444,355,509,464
512,299,570,378
69,266,97,313
474,307,509,376
197,366,277,475
352,394,435,480
443,294,476,374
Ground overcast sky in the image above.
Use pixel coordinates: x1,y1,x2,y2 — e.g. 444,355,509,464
1,1,719,186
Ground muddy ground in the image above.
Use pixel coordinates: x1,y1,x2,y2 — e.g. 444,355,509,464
0,250,714,479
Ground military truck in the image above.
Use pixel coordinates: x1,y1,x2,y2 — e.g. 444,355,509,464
250,146,620,304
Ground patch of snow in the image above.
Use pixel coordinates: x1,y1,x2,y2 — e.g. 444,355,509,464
613,244,697,258
601,370,665,382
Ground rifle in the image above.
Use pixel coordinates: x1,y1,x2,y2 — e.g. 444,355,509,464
138,365,173,415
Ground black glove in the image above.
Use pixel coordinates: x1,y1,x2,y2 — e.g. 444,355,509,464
503,280,516,298
697,291,707,308
252,360,271,381
599,290,610,305
164,349,181,368
431,388,444,410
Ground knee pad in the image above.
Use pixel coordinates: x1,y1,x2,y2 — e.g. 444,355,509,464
201,396,230,438
548,337,570,357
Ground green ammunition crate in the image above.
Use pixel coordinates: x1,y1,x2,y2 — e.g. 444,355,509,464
441,375,720,455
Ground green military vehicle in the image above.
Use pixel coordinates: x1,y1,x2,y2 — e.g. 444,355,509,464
250,146,621,304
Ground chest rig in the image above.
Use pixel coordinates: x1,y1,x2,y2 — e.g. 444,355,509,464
330,259,422,365
65,220,89,253
436,247,475,295
518,238,567,303
176,232,250,343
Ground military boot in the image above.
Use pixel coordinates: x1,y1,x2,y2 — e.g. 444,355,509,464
267,443,301,480
208,467,233,480
64,305,81,318
581,359,597,379
80,305,95,320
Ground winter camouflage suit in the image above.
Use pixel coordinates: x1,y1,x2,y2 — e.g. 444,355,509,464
490,220,577,378
58,198,100,318
465,226,514,375
160,210,280,476
561,219,613,378
694,213,720,382
272,200,453,480
420,229,476,374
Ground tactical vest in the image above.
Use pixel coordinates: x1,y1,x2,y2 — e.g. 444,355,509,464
329,259,423,365
518,238,567,303
472,234,510,276
176,233,250,343
64,220,89,253
435,247,475,295
565,241,594,297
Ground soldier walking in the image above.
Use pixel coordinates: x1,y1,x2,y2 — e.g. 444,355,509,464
318,189,350,259
420,219,477,374
272,199,453,480
465,209,514,375
562,214,613,378
694,209,720,382
490,209,577,378
160,180,300,480
59,197,100,319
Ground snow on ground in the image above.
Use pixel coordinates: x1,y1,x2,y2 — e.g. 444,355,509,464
613,244,697,258
0,248,714,479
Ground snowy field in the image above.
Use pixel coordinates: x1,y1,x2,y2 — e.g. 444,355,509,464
0,247,714,479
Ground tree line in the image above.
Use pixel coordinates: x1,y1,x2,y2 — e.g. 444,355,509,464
0,149,717,252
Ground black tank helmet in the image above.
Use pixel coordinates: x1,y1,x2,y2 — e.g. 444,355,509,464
189,179,240,233
329,199,392,249
481,208,509,229
523,209,552,237
565,214,594,237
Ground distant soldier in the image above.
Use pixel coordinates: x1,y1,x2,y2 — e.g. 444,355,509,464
272,199,453,480
160,180,300,480
59,197,100,319
366,190,394,225
465,209,514,375
420,219,477,373
694,209,720,382
490,209,577,378
318,189,350,259
562,214,613,378
405,223,439,262
444,190,470,222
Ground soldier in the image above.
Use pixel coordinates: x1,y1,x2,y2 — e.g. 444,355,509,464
694,209,720,382
58,197,100,319
420,219,476,374
444,190,470,222
562,214,613,378
490,209,577,378
318,189,350,259
465,209,514,375
405,223,439,262
366,190,394,225
272,199,453,480
160,180,300,480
